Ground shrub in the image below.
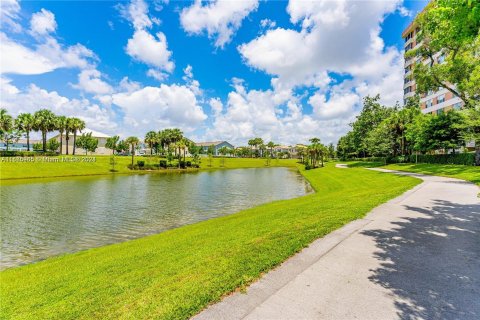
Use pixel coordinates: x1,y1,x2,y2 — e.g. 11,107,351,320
408,153,475,166
137,160,145,167
305,164,312,170
179,161,186,169
159,160,167,168
186,161,192,167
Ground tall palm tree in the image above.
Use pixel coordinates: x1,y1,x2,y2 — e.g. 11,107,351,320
125,136,140,166
55,115,67,154
267,141,276,158
105,135,120,155
0,108,13,135
33,109,57,152
70,117,85,155
15,113,34,151
144,131,158,155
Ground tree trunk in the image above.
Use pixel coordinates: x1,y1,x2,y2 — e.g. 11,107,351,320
131,146,134,166
73,133,77,155
66,136,69,155
60,133,63,155
42,131,47,152
26,131,30,151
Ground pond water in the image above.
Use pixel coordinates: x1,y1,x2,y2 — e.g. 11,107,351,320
0,168,312,269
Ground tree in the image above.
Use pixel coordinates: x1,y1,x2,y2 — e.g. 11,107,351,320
0,108,13,135
55,115,67,155
327,143,335,159
15,113,34,151
144,131,158,155
116,139,129,154
218,145,230,167
75,132,98,155
457,106,480,165
1,130,22,151
247,139,256,157
105,135,120,155
267,141,276,158
69,118,85,155
33,109,57,152
410,0,480,108
46,138,60,153
125,136,140,167
207,145,215,167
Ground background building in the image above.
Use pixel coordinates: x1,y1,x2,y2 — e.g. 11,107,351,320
402,18,464,115
53,128,112,155
195,141,234,156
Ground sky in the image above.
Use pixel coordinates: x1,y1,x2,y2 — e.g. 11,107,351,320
0,0,428,146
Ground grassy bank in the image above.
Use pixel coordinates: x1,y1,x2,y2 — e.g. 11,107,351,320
383,163,480,186
0,164,420,319
0,156,297,180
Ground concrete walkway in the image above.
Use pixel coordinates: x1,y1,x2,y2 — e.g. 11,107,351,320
194,169,480,320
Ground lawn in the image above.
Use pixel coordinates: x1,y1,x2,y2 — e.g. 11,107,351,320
0,156,297,180
383,163,480,186
0,163,420,319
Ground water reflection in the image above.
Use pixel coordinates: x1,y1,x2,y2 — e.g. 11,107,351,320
0,168,312,269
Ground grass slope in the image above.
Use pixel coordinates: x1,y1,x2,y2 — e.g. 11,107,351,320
0,156,297,180
0,164,420,319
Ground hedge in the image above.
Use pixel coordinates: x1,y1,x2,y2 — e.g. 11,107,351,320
351,153,475,166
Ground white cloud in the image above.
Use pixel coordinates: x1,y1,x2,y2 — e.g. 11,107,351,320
0,33,96,75
111,84,207,133
180,0,259,48
72,69,113,95
126,30,174,72
209,97,223,116
1,0,22,33
122,0,174,76
309,91,359,120
0,78,118,134
260,19,276,29
30,9,57,35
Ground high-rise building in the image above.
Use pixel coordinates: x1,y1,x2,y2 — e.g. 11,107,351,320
402,19,464,115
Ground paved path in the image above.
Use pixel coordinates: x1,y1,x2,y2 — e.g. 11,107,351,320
194,169,480,320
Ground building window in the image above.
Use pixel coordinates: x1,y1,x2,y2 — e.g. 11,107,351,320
453,102,462,110
404,86,412,94
437,108,444,115
437,94,445,104
437,54,445,64
426,99,433,108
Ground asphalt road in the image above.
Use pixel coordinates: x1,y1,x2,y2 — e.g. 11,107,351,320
194,169,480,320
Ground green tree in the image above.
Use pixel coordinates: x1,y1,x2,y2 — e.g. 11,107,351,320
218,145,230,167
266,141,276,158
144,131,158,155
2,130,22,151
55,115,67,155
115,140,129,154
75,132,98,155
207,145,215,167
46,138,60,153
0,108,13,135
15,113,34,151
327,143,335,159
33,109,57,152
410,0,480,108
125,136,140,167
69,118,85,155
457,107,480,165
105,135,120,155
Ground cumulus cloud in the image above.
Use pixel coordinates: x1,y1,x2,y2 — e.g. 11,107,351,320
0,32,97,75
1,78,118,134
111,84,207,133
72,69,113,95
180,0,259,48
126,29,174,72
30,9,57,35
122,0,174,77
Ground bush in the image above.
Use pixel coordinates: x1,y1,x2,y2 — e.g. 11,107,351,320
186,161,192,167
159,160,167,168
305,164,312,170
408,153,475,166
137,160,145,167
179,161,186,169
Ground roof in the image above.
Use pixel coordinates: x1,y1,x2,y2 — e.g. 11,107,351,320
195,141,227,147
53,128,111,139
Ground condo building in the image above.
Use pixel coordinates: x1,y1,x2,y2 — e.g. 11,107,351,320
402,21,464,115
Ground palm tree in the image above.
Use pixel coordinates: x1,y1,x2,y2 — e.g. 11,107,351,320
144,131,158,155
267,141,276,158
70,117,85,155
14,113,34,151
218,145,230,167
55,115,67,154
248,138,256,157
33,109,57,152
0,108,13,135
125,136,140,167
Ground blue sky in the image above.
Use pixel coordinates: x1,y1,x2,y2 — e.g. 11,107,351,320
1,0,428,145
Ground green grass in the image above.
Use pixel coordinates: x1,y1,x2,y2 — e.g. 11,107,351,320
0,156,297,180
383,163,480,186
0,163,420,319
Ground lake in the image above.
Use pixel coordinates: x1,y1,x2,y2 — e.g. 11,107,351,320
0,168,312,269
